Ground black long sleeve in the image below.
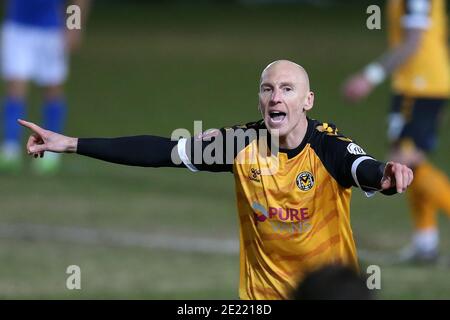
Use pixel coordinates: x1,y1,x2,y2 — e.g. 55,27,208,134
356,159,397,195
76,136,183,168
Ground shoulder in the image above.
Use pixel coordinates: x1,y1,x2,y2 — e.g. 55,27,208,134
222,120,266,143
308,119,363,154
224,119,266,131
194,119,265,142
309,119,353,143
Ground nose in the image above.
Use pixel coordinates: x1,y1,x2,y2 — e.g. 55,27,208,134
270,89,282,105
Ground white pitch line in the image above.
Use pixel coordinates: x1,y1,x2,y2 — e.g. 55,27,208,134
0,223,239,255
1,223,446,266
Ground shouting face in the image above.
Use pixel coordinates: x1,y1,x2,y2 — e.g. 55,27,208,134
258,60,314,148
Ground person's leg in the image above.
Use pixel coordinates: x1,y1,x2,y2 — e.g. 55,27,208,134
33,26,68,174
409,160,450,224
42,84,67,134
407,183,438,254
3,80,27,147
0,23,33,172
31,85,67,174
390,145,441,261
389,96,449,261
0,80,27,170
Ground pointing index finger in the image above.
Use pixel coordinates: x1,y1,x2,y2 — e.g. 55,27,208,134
17,119,45,135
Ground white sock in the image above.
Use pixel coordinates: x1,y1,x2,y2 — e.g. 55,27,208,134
412,228,439,253
1,142,21,160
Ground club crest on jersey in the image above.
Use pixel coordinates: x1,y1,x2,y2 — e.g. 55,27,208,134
248,168,261,182
347,143,366,155
296,172,314,191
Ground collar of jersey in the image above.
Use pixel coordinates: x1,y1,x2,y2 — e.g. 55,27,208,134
277,117,314,159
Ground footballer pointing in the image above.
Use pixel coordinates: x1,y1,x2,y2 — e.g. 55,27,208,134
19,60,413,300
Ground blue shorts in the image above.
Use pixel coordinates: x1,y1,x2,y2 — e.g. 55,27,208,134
387,95,447,152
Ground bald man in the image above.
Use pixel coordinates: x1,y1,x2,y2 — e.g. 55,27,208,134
18,60,413,300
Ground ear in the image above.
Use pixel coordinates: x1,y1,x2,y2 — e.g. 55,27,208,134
303,91,314,112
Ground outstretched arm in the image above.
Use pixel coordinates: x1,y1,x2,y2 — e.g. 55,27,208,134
18,119,183,168
342,0,431,102
316,127,413,195
342,28,423,103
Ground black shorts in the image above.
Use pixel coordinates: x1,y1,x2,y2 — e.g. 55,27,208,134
388,95,447,152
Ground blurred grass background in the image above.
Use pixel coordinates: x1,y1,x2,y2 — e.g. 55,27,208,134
0,1,449,299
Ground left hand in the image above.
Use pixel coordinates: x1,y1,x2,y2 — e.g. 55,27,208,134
380,162,414,193
342,73,375,103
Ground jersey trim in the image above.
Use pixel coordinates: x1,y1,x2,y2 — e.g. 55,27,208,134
178,138,199,172
278,118,315,159
351,156,374,188
351,156,377,196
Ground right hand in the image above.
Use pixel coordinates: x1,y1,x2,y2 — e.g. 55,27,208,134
18,119,78,157
342,73,374,103
380,161,414,194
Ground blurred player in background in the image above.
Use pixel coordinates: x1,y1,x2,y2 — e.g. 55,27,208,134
0,0,89,174
18,60,413,299
343,0,450,262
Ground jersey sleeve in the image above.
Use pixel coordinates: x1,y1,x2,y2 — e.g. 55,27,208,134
176,121,262,173
402,0,431,30
313,123,386,193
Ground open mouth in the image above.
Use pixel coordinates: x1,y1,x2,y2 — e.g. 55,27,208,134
269,111,287,123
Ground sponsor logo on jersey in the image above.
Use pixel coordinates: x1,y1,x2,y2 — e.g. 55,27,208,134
347,143,366,155
252,202,312,234
296,172,315,191
252,202,268,223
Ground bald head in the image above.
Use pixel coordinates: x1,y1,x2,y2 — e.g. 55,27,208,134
260,60,310,92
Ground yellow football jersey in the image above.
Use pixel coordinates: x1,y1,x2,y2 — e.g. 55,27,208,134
179,118,380,299
387,0,450,97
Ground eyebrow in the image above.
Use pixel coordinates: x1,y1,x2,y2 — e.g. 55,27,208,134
260,82,295,88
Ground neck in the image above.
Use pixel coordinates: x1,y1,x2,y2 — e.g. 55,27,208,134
279,117,308,149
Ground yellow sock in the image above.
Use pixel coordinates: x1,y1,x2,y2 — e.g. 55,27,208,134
411,162,450,221
407,180,437,230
